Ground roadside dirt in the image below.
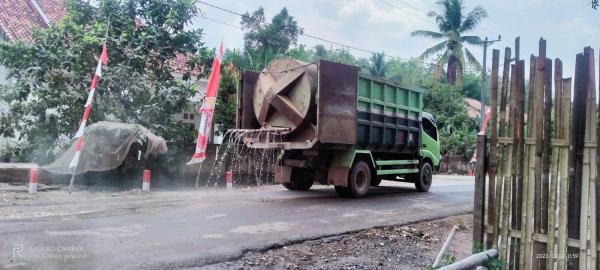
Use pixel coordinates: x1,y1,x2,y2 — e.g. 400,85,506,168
202,214,473,270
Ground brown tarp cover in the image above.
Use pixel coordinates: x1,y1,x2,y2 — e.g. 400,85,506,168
44,121,167,175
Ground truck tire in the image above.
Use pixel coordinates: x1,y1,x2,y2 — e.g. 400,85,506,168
282,169,313,191
343,160,371,198
414,162,433,192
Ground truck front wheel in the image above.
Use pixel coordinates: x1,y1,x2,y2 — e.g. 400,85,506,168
282,169,313,191
336,160,371,198
413,162,433,192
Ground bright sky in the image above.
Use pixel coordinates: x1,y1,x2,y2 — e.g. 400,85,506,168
193,0,600,78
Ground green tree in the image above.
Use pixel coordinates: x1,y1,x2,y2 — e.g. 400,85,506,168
0,0,212,163
285,44,313,63
368,52,388,77
213,63,237,134
385,59,428,85
422,79,478,158
411,0,487,89
241,7,300,58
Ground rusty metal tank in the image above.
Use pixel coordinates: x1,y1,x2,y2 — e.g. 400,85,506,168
253,59,317,135
237,59,422,155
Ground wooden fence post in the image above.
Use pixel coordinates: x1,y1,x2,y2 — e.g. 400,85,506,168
582,46,597,270
557,75,572,270
486,49,500,249
520,54,537,270
474,133,488,250
597,47,600,270
495,47,512,256
510,59,526,270
567,52,588,270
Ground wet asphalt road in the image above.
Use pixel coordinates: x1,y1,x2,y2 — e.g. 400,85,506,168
0,175,473,269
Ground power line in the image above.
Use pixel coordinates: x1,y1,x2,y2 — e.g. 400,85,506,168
197,0,243,16
200,15,241,30
197,1,479,72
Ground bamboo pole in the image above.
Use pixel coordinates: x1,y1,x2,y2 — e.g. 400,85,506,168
496,48,512,250
546,58,563,270
500,63,515,265
532,39,547,270
556,76,571,270
597,47,600,270
511,59,526,270
582,46,597,269
541,57,553,231
520,55,537,270
487,49,501,249
510,39,522,270
474,134,488,248
567,52,588,270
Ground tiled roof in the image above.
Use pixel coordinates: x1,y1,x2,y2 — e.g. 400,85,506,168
170,53,202,76
0,1,201,77
464,97,489,118
36,0,67,23
0,0,67,42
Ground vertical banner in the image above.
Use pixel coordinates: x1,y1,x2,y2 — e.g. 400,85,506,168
187,42,224,165
470,107,491,163
69,44,109,171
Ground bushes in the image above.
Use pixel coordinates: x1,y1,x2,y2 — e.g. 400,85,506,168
422,79,479,159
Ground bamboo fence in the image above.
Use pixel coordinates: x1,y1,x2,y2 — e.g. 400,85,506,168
474,37,600,270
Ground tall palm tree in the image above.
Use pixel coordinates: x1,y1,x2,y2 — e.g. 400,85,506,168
411,0,487,88
369,52,388,78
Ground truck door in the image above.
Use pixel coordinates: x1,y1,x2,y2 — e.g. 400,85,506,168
420,115,441,168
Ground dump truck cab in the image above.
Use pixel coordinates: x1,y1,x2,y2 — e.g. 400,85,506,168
420,112,441,171
236,59,441,197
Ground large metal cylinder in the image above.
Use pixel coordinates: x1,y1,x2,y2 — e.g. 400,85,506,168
253,59,317,134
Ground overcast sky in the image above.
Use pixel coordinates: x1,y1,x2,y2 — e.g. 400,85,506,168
192,0,599,77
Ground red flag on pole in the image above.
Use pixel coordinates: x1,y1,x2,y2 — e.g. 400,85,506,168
187,42,224,165
69,44,108,170
470,107,491,163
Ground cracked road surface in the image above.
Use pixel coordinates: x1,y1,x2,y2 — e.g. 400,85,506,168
0,175,473,269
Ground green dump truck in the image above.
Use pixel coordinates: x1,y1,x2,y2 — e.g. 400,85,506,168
236,59,440,197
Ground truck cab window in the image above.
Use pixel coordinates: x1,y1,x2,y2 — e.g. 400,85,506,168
423,118,437,141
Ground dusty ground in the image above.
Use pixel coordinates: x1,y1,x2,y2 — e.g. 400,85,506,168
201,214,473,270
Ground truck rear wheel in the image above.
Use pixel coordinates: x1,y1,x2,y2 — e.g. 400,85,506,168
413,162,433,192
336,160,371,198
282,169,313,191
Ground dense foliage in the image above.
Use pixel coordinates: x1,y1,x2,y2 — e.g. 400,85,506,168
213,64,237,135
422,80,478,157
0,0,212,163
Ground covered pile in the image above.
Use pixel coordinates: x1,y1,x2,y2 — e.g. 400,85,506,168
44,121,167,175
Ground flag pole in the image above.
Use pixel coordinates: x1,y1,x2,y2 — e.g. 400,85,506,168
194,162,204,188
186,42,223,188
68,20,110,194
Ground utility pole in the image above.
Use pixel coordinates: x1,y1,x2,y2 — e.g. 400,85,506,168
480,35,501,128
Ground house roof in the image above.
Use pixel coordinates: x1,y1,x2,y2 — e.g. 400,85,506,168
170,53,202,76
0,0,67,42
464,98,489,119
0,1,201,76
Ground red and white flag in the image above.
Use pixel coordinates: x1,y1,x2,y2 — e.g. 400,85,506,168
469,107,491,163
69,44,108,170
187,42,224,165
